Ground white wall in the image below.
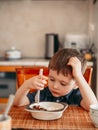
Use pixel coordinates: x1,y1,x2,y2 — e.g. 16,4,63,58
0,0,89,58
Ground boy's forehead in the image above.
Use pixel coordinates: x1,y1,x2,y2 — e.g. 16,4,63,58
49,69,74,84
49,69,73,78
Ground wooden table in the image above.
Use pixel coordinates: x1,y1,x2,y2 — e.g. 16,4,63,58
5,105,97,130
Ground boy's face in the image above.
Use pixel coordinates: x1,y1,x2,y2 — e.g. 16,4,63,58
48,69,76,97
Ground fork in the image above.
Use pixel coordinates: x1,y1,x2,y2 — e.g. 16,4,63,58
35,68,43,103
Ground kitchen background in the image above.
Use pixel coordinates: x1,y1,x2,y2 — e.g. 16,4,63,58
0,0,90,58
0,0,98,98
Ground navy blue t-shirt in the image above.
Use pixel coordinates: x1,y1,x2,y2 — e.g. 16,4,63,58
27,87,82,106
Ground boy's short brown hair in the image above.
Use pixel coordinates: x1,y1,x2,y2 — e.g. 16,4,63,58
48,48,86,76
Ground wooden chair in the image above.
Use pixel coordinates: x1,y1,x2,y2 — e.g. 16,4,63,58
16,66,49,92
83,67,93,86
16,66,93,91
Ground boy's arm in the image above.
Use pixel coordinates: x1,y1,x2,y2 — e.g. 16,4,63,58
68,57,98,111
13,81,30,106
75,74,98,110
14,75,48,106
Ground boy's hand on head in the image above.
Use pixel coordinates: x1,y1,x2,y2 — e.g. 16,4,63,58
67,57,82,78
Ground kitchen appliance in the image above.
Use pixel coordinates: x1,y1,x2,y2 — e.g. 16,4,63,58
0,72,16,98
45,33,59,59
4,46,22,60
63,34,89,50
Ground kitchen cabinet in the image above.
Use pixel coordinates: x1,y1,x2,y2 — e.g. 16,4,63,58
0,66,22,72
0,66,22,103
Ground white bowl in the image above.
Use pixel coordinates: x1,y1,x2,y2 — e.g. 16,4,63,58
90,104,98,127
25,102,68,120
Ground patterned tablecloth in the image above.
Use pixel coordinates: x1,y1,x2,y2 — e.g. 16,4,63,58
6,105,98,130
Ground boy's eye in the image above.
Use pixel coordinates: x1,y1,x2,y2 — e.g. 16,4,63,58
60,82,68,86
60,83,66,86
49,78,55,82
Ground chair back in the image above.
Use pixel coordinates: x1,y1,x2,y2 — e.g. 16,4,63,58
83,67,93,86
16,66,49,91
16,66,93,91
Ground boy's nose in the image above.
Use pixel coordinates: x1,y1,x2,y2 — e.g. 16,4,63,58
53,83,59,89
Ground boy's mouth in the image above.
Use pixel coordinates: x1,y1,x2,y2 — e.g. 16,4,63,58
51,91,60,96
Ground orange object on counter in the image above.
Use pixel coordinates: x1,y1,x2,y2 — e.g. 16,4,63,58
84,53,92,61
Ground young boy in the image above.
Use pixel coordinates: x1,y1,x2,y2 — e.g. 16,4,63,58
14,48,98,111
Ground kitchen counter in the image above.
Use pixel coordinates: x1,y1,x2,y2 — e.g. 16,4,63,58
0,58,49,67
0,58,94,67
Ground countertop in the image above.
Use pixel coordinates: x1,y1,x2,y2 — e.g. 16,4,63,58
0,58,49,66
0,58,94,67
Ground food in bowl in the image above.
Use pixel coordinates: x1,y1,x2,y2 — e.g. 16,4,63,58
31,102,65,111
25,102,68,120
90,104,98,127
32,105,47,111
